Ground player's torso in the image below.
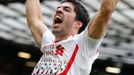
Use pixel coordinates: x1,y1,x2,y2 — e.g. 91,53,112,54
32,38,80,75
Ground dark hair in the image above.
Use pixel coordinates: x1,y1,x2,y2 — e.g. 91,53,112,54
61,0,90,33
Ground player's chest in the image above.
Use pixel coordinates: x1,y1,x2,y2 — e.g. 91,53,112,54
42,40,78,59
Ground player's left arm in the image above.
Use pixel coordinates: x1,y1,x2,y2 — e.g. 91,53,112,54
88,0,118,39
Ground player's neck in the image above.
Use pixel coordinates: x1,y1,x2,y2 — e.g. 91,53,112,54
54,31,78,42
55,34,70,42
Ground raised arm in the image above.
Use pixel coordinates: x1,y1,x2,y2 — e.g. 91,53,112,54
88,0,118,39
26,0,48,47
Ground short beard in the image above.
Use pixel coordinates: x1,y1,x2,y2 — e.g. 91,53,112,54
52,30,68,37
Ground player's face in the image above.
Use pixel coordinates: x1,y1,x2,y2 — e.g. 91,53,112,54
52,2,77,36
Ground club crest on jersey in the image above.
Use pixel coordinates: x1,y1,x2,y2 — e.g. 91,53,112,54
43,44,65,56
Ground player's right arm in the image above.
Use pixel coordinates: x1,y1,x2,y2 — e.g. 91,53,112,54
26,0,48,47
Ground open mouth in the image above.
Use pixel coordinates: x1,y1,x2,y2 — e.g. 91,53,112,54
54,16,63,24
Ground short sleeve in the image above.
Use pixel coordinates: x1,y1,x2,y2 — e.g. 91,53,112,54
76,27,103,58
41,30,55,46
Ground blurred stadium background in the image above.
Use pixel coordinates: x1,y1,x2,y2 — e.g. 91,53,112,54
0,0,134,75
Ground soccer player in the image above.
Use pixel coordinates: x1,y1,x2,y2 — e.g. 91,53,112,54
26,0,118,75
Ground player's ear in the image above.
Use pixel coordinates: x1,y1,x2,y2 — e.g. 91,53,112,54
74,20,83,28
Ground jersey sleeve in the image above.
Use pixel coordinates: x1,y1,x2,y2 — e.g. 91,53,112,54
41,30,55,47
76,27,104,59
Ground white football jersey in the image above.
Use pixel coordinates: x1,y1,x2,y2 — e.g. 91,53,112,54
32,27,103,75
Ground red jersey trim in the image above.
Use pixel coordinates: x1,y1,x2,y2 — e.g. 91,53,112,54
58,44,79,75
